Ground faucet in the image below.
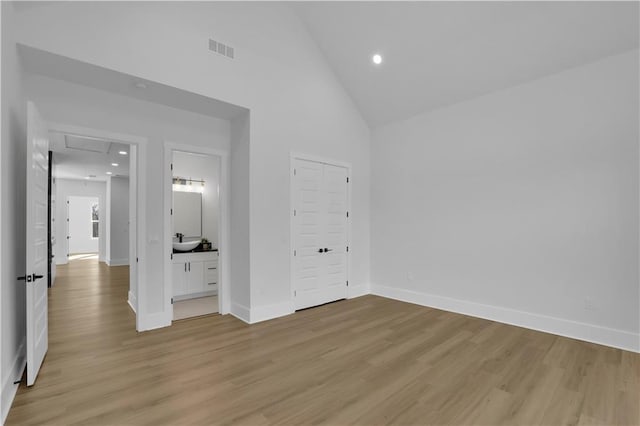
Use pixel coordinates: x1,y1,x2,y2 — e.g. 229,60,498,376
176,233,183,243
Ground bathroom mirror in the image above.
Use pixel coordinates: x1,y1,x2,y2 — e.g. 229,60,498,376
173,191,202,238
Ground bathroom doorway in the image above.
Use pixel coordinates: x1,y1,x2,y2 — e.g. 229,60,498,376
167,145,226,321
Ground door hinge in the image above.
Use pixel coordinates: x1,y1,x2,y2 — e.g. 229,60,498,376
170,208,173,215
294,250,297,256
136,257,139,263
171,297,174,304
171,163,173,171
170,253,173,260
346,280,349,287
293,169,296,176
293,209,296,216
294,290,297,297
346,246,349,252
347,177,349,183
346,211,349,218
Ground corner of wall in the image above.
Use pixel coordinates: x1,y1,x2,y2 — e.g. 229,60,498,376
230,302,251,324
127,290,137,314
347,282,371,299
137,311,171,332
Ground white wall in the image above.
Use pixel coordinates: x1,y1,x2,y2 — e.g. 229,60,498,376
24,74,231,317
55,179,106,264
106,176,129,265
230,113,251,314
371,50,640,351
173,152,219,245
67,196,99,254
15,2,371,323
1,3,27,422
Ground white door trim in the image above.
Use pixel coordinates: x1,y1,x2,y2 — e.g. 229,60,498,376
47,122,148,331
289,152,352,310
163,141,230,324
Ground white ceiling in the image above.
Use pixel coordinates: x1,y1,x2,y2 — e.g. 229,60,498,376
291,2,639,127
50,133,130,181
19,45,248,121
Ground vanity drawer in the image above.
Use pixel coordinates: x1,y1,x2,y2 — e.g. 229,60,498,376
205,260,218,287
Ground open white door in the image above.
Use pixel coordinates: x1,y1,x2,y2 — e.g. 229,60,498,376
25,101,50,386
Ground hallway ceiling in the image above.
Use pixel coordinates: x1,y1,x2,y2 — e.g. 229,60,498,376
291,1,639,127
50,133,130,181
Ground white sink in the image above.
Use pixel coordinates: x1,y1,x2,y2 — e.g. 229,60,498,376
173,239,200,252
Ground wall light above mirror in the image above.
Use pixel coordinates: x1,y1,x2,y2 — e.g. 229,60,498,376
173,176,205,193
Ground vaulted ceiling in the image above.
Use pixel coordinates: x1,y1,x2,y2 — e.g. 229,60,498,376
291,2,639,127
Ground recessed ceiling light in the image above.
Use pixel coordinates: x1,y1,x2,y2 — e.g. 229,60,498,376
111,163,119,167
372,53,382,65
106,171,113,175
119,150,128,155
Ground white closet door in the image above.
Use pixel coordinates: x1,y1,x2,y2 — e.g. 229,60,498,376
293,159,348,310
322,164,349,295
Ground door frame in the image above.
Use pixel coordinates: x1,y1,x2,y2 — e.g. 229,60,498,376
48,122,148,331
289,153,352,309
163,141,230,321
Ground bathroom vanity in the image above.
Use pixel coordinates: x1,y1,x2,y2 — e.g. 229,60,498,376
172,250,218,300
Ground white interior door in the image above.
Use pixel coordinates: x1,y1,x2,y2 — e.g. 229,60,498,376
67,196,99,255
293,159,349,310
26,101,50,386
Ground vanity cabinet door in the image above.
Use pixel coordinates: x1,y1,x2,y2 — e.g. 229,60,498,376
186,261,205,294
172,262,188,296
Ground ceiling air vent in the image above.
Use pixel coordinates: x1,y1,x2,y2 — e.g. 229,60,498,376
209,38,235,59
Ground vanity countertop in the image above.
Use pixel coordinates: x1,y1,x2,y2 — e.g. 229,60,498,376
173,246,218,254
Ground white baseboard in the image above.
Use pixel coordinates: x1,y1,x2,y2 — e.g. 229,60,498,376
347,283,370,299
1,338,26,424
371,284,640,353
230,302,251,324
127,291,137,314
231,289,368,325
250,300,295,324
137,311,171,332
107,258,129,267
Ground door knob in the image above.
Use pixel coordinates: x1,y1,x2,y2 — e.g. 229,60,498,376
32,274,44,281
323,248,333,253
318,248,323,253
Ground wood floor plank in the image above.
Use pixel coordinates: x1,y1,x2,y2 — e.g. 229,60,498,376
6,258,639,425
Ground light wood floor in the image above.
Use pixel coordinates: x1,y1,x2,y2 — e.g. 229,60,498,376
6,259,639,425
173,296,219,321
